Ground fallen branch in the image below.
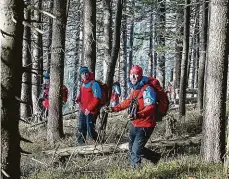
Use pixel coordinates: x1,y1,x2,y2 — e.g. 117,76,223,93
15,96,32,105
42,134,202,157
1,169,10,178
63,110,79,117
20,147,32,155
30,157,48,167
20,136,33,143
30,120,47,127
23,21,44,34
19,118,31,124
11,16,44,34
43,144,118,156
26,5,56,19
169,104,197,111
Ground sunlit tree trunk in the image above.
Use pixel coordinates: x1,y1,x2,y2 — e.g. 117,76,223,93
47,0,67,144
121,0,128,98
148,10,153,77
201,0,229,162
103,0,112,82
198,0,208,114
128,0,134,71
156,0,166,88
46,0,53,73
82,0,96,72
190,3,199,91
31,0,43,115
21,3,32,119
173,12,183,89
72,2,82,102
100,0,123,142
179,0,190,120
0,0,24,178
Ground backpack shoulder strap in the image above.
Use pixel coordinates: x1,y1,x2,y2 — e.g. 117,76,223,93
133,86,146,99
89,80,96,88
140,84,151,95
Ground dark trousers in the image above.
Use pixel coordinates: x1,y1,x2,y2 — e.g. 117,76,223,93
77,111,98,144
129,123,154,167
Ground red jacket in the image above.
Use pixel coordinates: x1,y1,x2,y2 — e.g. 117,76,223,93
112,86,156,128
76,83,100,114
42,85,68,109
75,73,101,114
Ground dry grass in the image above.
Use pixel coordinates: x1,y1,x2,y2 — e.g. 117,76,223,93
20,105,229,179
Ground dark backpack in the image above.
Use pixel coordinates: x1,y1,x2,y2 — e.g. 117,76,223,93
91,80,110,106
147,77,169,121
128,77,169,122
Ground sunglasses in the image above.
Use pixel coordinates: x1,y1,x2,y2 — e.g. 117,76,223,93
130,74,139,80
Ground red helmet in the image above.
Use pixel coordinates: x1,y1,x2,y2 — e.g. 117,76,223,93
130,65,143,78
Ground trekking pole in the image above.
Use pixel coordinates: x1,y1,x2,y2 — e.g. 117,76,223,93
107,116,130,166
112,118,130,153
96,107,108,144
62,109,79,117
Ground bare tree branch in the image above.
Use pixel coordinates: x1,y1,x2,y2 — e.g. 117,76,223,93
27,5,56,19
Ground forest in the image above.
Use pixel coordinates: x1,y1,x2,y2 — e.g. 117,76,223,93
1,0,229,178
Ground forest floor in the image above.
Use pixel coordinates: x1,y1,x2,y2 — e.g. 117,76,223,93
20,102,229,179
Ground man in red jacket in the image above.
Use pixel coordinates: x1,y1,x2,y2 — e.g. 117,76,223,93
105,65,157,168
75,66,102,145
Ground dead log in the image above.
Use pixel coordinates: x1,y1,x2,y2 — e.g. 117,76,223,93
42,134,202,157
174,97,197,104
175,88,198,94
42,144,118,156
169,104,197,111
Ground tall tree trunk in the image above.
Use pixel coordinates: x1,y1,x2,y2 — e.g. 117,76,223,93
198,0,208,114
21,4,32,119
201,0,229,162
76,0,84,97
173,9,183,104
105,0,123,87
191,4,199,91
128,0,135,71
173,12,183,89
103,0,112,82
153,5,157,79
148,10,153,76
153,31,157,78
47,0,54,73
47,0,67,144
225,116,229,172
156,0,166,88
38,0,43,85
227,65,229,100
194,0,200,89
194,25,200,89
187,51,191,88
32,0,42,115
179,0,190,120
0,0,24,178
82,0,96,73
99,0,123,142
121,0,128,98
72,3,81,103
